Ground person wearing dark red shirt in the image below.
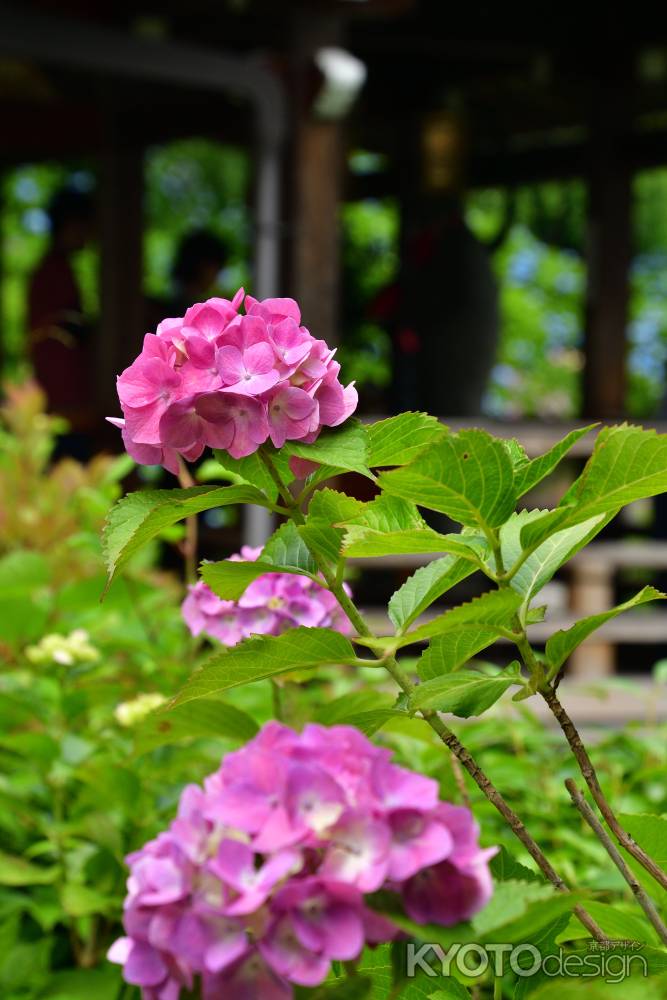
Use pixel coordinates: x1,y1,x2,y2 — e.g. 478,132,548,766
28,187,94,437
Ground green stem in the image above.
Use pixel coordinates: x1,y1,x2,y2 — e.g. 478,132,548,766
258,450,607,943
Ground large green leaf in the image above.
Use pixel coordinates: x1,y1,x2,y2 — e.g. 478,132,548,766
556,900,659,946
417,629,502,679
308,488,364,523
472,880,556,937
618,812,667,911
202,521,320,600
212,447,294,501
490,846,543,883
343,527,487,562
340,496,488,562
286,420,372,478
522,424,667,550
103,484,266,584
341,494,424,533
297,489,363,569
398,588,522,648
546,586,665,671
513,425,596,498
366,411,445,467
499,509,608,607
170,627,357,706
378,429,516,529
565,424,667,514
388,557,478,632
135,698,259,752
409,663,523,716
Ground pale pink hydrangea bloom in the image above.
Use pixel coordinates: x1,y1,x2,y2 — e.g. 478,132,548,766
108,722,496,999
109,292,357,471
181,546,352,644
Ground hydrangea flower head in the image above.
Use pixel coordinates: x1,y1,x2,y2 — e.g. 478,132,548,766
182,546,352,645
109,722,496,998
110,292,357,471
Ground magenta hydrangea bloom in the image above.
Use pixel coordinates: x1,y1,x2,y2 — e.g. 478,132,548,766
109,291,357,471
181,546,352,645
109,722,496,998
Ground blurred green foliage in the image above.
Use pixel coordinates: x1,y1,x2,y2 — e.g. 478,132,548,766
3,149,667,417
466,182,587,419
467,169,667,419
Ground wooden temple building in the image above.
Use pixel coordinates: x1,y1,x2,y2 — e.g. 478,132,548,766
2,0,667,413
2,0,667,680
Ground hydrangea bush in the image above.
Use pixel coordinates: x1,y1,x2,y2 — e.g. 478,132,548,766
104,291,667,997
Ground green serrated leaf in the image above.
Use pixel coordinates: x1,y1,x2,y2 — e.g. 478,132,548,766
546,586,665,671
103,485,267,585
556,900,659,946
341,497,489,563
316,689,395,724
472,880,555,937
417,629,502,679
286,420,373,478
341,495,424,532
565,424,667,514
170,628,357,706
409,663,522,716
617,813,667,911
202,558,275,600
135,698,258,752
379,429,516,530
500,509,608,607
262,520,318,574
490,846,543,883
309,488,365,523
502,437,530,468
202,521,320,600
513,426,596,498
399,588,522,647
299,489,362,569
212,447,294,501
388,557,478,632
366,412,446,467
522,424,667,550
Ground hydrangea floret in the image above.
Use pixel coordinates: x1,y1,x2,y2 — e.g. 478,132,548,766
108,722,496,999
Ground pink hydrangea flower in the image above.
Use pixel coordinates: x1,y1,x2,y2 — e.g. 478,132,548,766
181,546,352,645
109,291,357,471
109,722,496,998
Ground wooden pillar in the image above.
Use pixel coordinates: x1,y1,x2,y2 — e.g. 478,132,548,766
97,121,144,413
569,554,615,677
583,69,632,419
289,14,344,345
292,121,343,344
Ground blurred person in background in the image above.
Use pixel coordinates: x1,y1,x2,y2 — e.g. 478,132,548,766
144,229,228,332
28,186,95,453
169,229,228,317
